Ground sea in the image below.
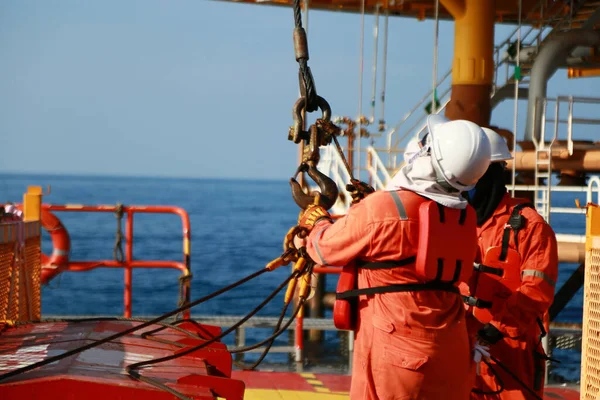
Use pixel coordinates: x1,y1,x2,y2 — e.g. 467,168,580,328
0,173,584,381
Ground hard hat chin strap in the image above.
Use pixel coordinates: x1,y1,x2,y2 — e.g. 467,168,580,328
431,158,460,193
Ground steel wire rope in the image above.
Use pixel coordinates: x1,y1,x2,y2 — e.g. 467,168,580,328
511,0,523,196
356,0,366,181
431,0,440,115
370,4,380,124
292,0,318,112
379,7,389,134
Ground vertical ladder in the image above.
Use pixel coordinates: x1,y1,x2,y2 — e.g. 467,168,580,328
533,97,557,384
533,98,555,224
534,147,552,223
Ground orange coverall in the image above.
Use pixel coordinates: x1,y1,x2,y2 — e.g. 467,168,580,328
305,190,473,400
464,193,558,399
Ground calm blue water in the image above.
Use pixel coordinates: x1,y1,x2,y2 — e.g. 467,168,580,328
0,173,584,378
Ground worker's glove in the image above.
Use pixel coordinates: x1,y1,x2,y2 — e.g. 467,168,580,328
346,180,375,204
298,204,332,232
473,340,491,375
477,323,504,346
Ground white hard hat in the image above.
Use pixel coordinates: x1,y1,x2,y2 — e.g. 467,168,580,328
482,127,513,162
427,115,492,192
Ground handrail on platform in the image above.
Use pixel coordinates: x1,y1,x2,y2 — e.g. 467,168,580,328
42,204,192,319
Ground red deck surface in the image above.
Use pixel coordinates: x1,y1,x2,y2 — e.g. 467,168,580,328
0,320,245,399
0,321,581,399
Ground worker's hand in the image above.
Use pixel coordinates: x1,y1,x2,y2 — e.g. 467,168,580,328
473,340,491,375
477,323,504,346
298,204,332,232
346,180,375,204
293,234,307,249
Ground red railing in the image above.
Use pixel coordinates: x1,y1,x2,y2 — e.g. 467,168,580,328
42,204,192,319
35,203,344,362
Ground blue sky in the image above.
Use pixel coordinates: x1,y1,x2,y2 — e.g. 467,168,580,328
1,0,598,180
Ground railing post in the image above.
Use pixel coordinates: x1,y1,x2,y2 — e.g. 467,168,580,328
567,96,574,156
295,313,304,369
23,186,43,222
367,148,373,186
183,224,192,320
124,210,134,318
587,177,600,205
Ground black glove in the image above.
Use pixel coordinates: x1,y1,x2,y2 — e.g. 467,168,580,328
346,180,375,204
477,323,504,345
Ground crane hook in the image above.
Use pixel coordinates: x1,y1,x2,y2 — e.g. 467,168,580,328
289,163,339,210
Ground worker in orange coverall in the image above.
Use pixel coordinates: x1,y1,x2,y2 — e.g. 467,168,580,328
462,127,558,400
296,115,492,400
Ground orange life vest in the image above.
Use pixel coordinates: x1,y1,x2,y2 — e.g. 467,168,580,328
333,190,478,331
464,203,533,324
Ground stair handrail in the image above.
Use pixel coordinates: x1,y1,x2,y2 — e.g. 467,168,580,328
494,0,586,88
385,69,452,152
389,87,451,150
367,146,392,189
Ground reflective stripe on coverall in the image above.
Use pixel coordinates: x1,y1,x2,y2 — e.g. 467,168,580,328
463,193,558,400
306,190,473,400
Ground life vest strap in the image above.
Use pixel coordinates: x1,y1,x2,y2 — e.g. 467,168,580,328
499,203,534,261
336,280,459,300
356,256,416,270
474,262,503,277
462,295,493,309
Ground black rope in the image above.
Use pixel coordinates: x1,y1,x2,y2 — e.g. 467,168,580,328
176,272,193,320
113,204,125,263
124,268,310,400
233,297,291,370
0,266,270,382
489,355,544,400
126,263,309,374
141,319,211,340
37,316,203,340
472,357,505,395
230,300,303,354
232,263,314,369
127,300,307,400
